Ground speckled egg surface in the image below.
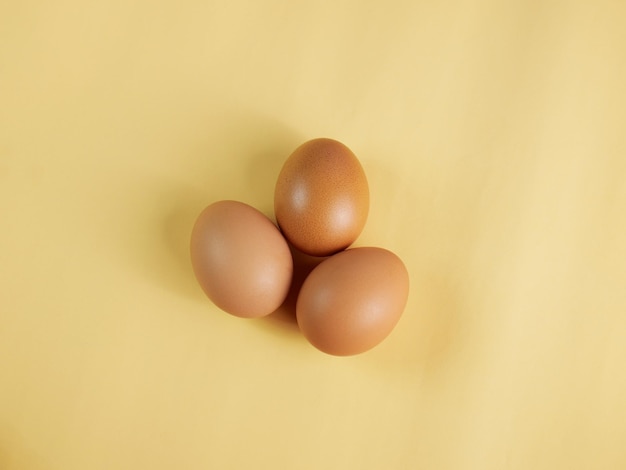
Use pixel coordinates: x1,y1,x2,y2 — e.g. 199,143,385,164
274,138,369,257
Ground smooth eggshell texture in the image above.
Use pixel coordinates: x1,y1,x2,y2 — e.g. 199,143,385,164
274,138,369,257
296,247,409,356
190,200,293,318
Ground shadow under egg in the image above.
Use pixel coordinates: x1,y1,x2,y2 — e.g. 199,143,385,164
263,243,328,334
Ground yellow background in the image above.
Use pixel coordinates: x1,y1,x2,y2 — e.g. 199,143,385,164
1,1,625,469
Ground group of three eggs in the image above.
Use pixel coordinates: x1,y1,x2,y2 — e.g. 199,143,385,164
190,138,409,356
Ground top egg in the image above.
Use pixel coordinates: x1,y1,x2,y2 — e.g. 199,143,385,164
274,138,369,257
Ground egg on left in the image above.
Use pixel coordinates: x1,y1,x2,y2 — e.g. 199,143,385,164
190,200,293,318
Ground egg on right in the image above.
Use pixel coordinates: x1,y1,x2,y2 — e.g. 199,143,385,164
296,247,409,356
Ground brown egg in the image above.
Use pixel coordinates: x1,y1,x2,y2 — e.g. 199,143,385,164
274,138,369,257
296,247,409,356
190,200,293,318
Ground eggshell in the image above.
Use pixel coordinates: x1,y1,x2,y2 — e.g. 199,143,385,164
274,138,369,256
296,247,409,356
190,200,293,318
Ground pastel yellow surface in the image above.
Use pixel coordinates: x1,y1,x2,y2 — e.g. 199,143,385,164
1,1,625,469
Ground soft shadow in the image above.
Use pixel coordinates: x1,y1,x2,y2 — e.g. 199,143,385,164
160,189,212,301
245,141,296,222
0,429,48,470
262,244,327,335
133,110,303,302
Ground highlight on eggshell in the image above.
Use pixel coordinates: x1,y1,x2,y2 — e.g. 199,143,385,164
190,200,293,318
296,247,410,356
274,138,369,257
